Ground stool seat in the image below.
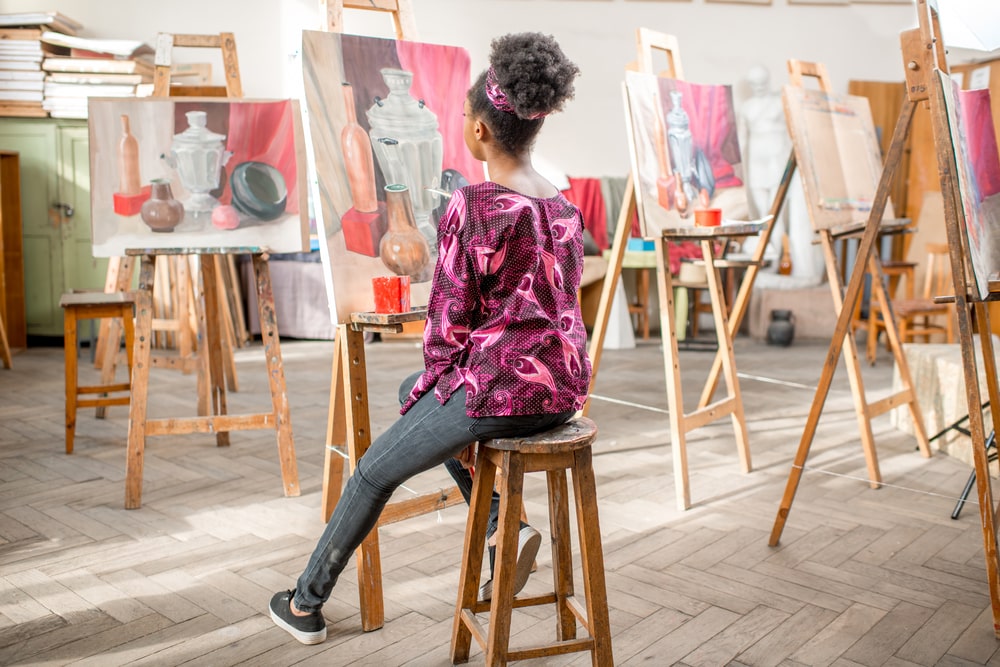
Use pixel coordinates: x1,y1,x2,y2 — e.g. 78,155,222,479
482,418,598,454
451,416,613,666
61,291,137,454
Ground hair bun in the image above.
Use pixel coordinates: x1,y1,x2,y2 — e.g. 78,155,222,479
489,32,580,120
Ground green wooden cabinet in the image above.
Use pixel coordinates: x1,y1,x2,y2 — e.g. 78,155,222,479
0,118,107,337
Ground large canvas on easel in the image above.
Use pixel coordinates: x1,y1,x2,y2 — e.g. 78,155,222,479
88,97,309,257
782,87,892,230
938,71,1000,300
301,31,484,323
623,70,745,238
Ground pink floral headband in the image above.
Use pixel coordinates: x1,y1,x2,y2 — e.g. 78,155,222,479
485,67,547,120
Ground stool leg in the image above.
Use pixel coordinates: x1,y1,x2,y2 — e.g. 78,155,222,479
451,452,498,664
546,468,576,641
572,447,613,667
487,451,525,667
64,309,78,455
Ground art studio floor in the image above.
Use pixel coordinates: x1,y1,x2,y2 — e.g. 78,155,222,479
1,333,999,666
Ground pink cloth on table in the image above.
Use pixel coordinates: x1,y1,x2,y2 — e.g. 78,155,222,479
668,241,703,275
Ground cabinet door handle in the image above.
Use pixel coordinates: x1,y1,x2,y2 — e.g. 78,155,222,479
52,202,74,218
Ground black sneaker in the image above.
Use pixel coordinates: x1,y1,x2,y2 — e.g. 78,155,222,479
269,590,327,645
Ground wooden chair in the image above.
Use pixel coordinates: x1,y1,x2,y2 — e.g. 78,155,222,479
867,242,954,361
61,291,136,454
451,417,612,666
854,259,916,364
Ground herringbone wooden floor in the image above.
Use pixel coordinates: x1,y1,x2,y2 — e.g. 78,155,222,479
2,332,999,666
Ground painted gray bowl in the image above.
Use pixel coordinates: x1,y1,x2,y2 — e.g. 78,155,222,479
230,161,287,221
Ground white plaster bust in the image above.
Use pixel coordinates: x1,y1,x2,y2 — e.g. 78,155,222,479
738,65,824,286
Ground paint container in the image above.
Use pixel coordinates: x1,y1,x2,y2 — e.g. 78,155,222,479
372,276,411,314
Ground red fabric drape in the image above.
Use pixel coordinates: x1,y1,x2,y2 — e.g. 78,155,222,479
224,101,299,213
562,177,608,249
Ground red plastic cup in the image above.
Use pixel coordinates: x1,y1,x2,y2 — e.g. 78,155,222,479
694,208,722,227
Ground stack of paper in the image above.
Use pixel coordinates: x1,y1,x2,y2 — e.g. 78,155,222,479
39,32,155,119
0,29,55,116
0,12,78,117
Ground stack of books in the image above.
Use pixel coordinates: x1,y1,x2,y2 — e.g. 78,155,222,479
40,32,155,119
0,12,80,117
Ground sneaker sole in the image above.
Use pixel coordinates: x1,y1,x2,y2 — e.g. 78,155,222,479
513,529,542,596
270,607,327,645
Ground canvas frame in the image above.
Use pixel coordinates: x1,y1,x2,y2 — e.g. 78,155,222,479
781,86,892,231
623,70,746,239
88,97,309,258
301,30,483,324
938,70,1000,300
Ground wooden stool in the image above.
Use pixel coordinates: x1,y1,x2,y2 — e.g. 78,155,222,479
451,417,613,666
60,291,136,454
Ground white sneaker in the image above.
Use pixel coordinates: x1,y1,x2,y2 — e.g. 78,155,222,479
479,525,542,601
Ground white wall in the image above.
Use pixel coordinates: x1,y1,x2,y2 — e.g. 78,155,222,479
4,0,925,175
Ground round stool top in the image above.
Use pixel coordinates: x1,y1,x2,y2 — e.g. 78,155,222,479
480,416,597,455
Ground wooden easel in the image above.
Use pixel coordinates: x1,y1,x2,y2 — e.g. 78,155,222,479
588,29,775,511
587,28,787,412
768,54,935,540
96,33,248,415
122,34,300,509
316,0,462,633
772,3,1000,634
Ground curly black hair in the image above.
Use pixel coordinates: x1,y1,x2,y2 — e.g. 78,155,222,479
468,32,580,155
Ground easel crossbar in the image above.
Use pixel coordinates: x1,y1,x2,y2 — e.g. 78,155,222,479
143,414,277,436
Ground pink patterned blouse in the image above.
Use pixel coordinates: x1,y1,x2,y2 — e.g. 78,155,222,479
400,182,592,417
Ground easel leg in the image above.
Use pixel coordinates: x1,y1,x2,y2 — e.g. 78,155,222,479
322,330,347,521
125,255,155,510
770,228,881,544
654,236,690,510
703,240,751,473
215,255,240,392
699,152,795,408
821,234,881,487
339,324,383,631
201,256,230,447
95,256,134,418
252,255,299,497
961,302,1000,635
582,176,635,416
191,257,211,416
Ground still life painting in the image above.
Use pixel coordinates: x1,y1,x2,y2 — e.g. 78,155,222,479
623,70,746,238
88,97,309,257
781,86,891,231
939,71,1000,299
302,30,484,323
